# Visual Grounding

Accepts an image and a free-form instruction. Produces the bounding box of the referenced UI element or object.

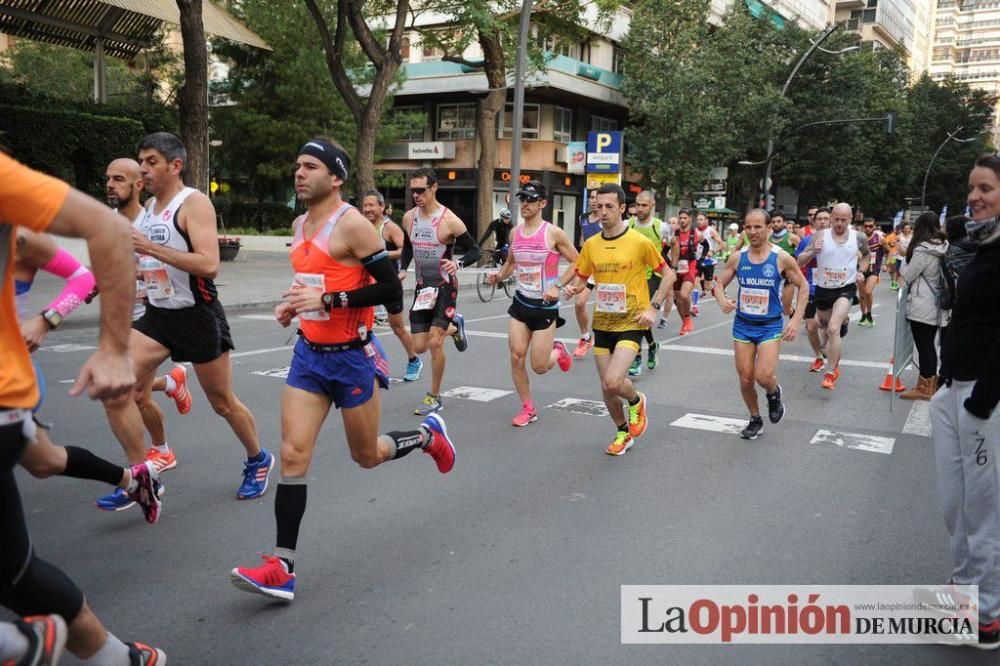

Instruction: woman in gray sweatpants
[930,153,1000,650]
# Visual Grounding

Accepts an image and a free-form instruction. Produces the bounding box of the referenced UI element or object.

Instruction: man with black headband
[399,167,481,416]
[231,138,457,603]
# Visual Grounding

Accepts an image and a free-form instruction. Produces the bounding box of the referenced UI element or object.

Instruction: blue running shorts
[732,315,784,345]
[286,335,389,409]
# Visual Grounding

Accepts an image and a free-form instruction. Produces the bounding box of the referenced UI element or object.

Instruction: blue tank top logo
[736,248,783,321]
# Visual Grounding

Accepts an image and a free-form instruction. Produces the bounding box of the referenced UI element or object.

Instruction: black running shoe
[740,416,764,440]
[766,385,785,424]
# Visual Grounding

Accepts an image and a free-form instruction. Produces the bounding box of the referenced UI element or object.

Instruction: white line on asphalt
[440,386,513,402]
[810,429,895,455]
[670,413,747,436]
[230,345,292,359]
[251,366,290,378]
[463,304,574,325]
[902,400,933,437]
[545,397,609,417]
[38,343,96,353]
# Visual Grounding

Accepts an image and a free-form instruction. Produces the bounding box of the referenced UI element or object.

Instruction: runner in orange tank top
[231,138,459,603]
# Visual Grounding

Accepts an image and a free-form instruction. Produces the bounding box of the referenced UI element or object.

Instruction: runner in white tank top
[796,202,871,391]
[486,181,578,426]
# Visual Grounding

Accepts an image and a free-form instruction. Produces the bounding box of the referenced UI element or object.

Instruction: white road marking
[810,429,895,455]
[463,304,574,325]
[251,367,290,379]
[902,401,933,437]
[670,413,748,435]
[240,314,289,321]
[230,345,292,359]
[38,343,96,353]
[545,398,609,417]
[440,386,513,402]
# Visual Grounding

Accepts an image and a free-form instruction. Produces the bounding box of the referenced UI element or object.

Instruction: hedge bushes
[216,199,301,232]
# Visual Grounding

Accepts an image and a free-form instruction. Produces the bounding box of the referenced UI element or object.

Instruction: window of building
[612,47,625,75]
[437,104,476,140]
[553,106,573,143]
[498,103,540,140]
[591,115,618,132]
[421,33,443,61]
[393,105,426,142]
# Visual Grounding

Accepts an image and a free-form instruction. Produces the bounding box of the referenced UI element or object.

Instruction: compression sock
[275,477,307,573]
[63,446,125,486]
[386,430,427,460]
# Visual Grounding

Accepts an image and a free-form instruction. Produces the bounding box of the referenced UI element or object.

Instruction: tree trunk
[355,108,379,196]
[475,29,507,241]
[176,0,209,192]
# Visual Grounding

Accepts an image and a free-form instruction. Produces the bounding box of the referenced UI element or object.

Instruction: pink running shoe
[554,341,572,372]
[512,405,538,427]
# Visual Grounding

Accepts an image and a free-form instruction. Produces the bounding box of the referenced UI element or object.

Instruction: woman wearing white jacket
[900,211,949,400]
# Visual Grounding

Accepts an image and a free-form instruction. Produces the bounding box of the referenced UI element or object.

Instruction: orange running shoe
[680,317,694,335]
[145,447,177,473]
[809,357,826,373]
[606,430,634,456]
[627,391,649,438]
[574,336,594,358]
[821,368,841,390]
[166,365,192,415]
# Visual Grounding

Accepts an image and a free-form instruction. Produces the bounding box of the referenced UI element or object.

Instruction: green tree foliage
[623,0,791,199]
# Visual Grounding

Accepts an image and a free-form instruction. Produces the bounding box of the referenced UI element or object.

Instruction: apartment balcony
[835,0,867,9]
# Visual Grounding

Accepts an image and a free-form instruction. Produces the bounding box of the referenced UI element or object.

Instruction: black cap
[516,181,547,201]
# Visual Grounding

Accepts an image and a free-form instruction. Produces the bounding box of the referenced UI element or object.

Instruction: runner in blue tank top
[713,209,809,440]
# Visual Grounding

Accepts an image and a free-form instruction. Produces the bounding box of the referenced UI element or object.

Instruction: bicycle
[476,246,514,303]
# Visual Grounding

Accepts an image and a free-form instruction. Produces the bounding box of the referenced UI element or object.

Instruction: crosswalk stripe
[810,429,895,455]
[902,401,933,437]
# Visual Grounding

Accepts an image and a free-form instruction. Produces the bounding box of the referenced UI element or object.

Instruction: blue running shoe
[421,413,456,473]
[238,449,273,500]
[451,313,468,352]
[96,487,135,512]
[404,356,423,382]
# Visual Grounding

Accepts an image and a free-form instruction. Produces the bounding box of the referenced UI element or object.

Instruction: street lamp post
[509,0,534,209]
[921,127,975,207]
[759,24,846,210]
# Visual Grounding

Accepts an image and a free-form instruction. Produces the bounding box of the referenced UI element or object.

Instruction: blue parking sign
[586,131,622,173]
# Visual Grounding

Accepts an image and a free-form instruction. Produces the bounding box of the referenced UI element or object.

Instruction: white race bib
[293,273,330,321]
[139,255,174,299]
[739,287,770,316]
[595,283,627,313]
[676,259,689,274]
[516,266,543,293]
[821,267,849,288]
[412,286,439,312]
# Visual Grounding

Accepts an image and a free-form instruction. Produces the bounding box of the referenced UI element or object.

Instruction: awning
[696,207,741,218]
[0,0,269,101]
[744,0,786,30]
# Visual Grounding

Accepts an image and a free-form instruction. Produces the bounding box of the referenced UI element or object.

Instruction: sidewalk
[25,251,491,330]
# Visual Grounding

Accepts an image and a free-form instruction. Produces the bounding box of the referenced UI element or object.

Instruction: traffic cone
[879,357,905,392]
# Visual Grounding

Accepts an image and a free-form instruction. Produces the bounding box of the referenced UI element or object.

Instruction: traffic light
[883,112,896,136]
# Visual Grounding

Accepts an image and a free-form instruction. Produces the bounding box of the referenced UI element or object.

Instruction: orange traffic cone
[879,357,905,392]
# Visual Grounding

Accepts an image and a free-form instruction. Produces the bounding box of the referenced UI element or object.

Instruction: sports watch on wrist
[322,292,334,312]
[42,308,63,329]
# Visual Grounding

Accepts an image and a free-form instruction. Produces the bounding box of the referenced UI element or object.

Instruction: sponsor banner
[567,141,587,174]
[408,141,447,159]
[586,172,621,190]
[621,585,979,644]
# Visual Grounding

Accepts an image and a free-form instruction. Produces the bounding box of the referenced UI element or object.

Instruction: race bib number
[821,267,849,287]
[739,287,770,316]
[676,259,689,274]
[595,283,627,314]
[412,286,439,312]
[139,255,174,299]
[293,273,329,321]
[516,266,543,293]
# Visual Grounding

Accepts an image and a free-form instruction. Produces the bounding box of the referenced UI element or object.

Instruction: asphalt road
[8,282,990,664]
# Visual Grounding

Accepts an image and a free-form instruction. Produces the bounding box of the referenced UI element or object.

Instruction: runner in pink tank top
[485,181,580,427]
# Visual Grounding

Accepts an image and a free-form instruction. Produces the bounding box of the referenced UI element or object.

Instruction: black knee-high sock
[62,446,124,486]
[275,479,307,572]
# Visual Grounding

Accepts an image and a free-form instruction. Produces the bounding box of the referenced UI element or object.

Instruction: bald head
[831,202,852,234]
[106,158,143,209]
[635,190,656,222]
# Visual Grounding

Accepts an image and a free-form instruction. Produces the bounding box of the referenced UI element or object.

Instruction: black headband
[299,139,350,181]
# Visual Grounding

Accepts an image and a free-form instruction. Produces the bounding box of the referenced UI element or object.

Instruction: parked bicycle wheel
[477,272,496,303]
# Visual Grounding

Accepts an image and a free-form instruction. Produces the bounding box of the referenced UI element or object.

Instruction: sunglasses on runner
[411,187,429,195]
[517,195,542,203]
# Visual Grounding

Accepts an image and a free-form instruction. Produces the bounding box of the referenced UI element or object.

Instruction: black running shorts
[133,300,235,364]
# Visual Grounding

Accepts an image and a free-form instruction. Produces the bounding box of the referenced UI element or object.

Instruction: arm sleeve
[332,252,402,308]
[455,231,481,266]
[0,154,70,232]
[43,248,97,317]
[399,231,413,271]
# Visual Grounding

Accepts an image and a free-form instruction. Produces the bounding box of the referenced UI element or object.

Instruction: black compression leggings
[908,319,940,379]
[0,418,84,620]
